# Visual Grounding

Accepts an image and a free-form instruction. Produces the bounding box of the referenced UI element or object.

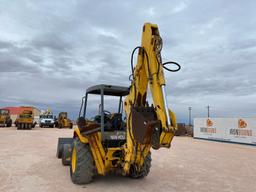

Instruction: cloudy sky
[0,0,255,122]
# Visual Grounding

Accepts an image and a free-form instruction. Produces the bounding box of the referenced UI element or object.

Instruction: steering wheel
[103,110,111,116]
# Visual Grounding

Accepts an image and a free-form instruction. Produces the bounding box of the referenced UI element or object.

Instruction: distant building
[2,106,41,124]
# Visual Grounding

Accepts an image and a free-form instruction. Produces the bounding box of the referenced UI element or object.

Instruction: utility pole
[206,105,210,118]
[188,107,192,126]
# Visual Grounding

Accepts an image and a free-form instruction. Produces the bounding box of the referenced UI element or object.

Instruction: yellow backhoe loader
[57,23,180,184]
[15,110,35,130]
[55,112,73,129]
[0,109,12,127]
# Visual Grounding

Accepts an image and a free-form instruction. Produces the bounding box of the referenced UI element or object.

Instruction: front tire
[70,138,95,184]
[62,144,71,166]
[129,152,151,179]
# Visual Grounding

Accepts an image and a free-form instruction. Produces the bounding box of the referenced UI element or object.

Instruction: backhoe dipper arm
[123,23,177,173]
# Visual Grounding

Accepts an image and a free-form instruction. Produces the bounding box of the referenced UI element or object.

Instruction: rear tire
[7,119,12,127]
[62,144,71,166]
[70,138,95,184]
[129,152,151,179]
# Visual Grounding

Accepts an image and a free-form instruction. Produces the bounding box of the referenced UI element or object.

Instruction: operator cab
[78,84,129,147]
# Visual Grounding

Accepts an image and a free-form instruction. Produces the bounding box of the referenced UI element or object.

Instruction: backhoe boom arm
[123,23,177,174]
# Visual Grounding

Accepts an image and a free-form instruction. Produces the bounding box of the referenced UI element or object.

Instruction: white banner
[194,118,256,145]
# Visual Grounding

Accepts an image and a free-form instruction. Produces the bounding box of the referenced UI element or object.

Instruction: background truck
[0,109,12,127]
[55,112,73,129]
[39,110,55,128]
[15,110,36,130]
[57,23,181,184]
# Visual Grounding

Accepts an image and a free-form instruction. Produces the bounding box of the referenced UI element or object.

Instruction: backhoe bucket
[131,106,160,144]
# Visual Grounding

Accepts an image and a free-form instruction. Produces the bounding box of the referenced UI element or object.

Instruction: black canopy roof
[86,84,130,96]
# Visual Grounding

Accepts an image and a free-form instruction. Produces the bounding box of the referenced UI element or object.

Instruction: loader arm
[123,23,178,173]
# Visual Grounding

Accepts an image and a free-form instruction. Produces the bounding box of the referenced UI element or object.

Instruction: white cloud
[172,1,187,14]
[0,0,255,122]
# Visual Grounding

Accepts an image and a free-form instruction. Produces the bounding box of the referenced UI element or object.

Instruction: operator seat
[109,113,123,131]
[93,113,124,131]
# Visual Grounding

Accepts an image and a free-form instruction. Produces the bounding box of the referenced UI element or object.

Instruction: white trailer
[194,118,256,145]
